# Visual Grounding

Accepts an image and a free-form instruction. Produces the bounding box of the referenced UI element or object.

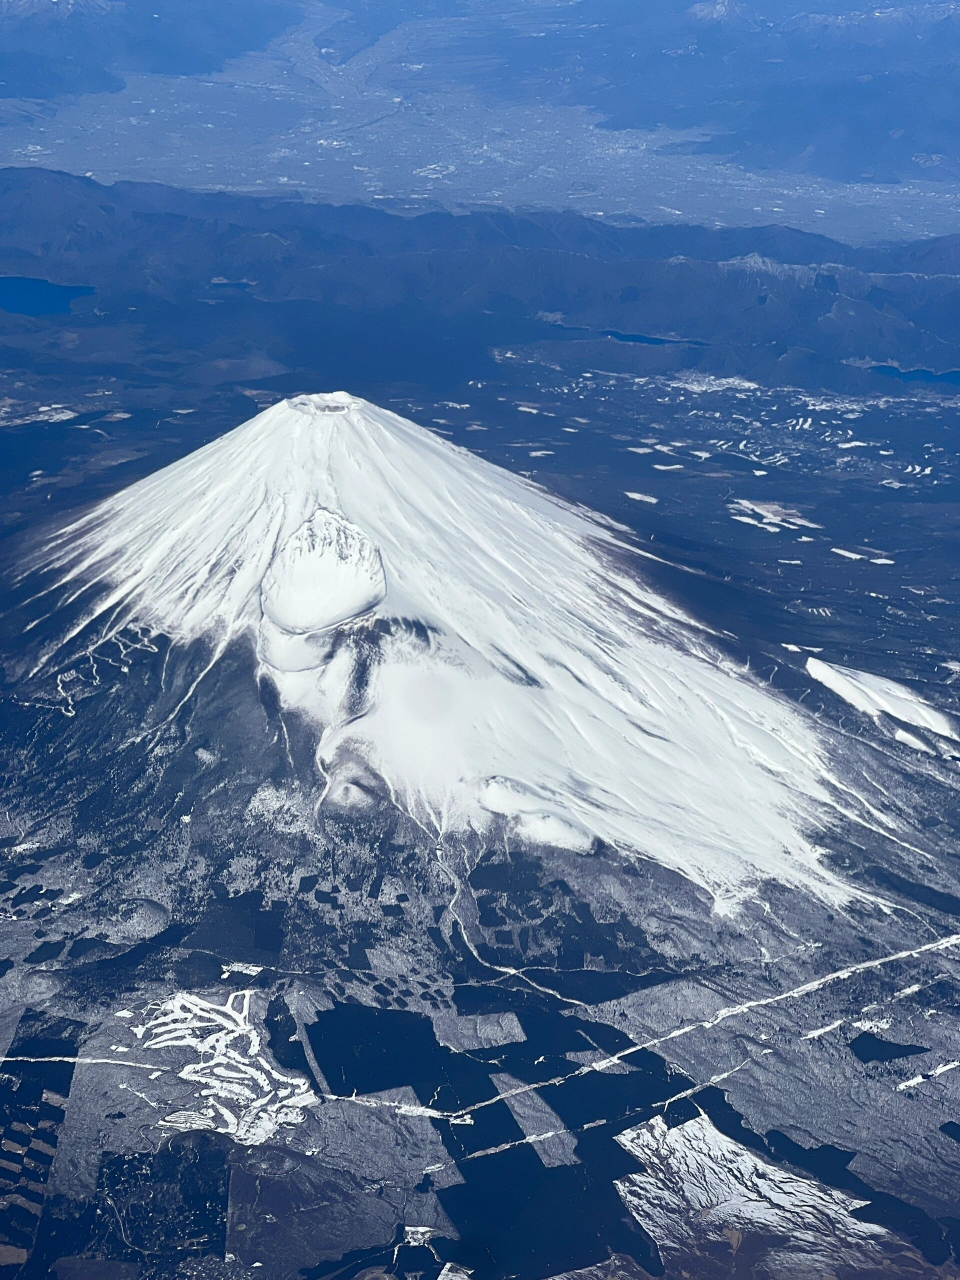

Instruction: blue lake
[0,275,95,316]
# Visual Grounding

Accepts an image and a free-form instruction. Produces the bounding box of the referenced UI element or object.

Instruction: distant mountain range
[5,166,960,394]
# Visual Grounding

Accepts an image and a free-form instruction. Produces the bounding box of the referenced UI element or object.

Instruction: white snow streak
[807,657,958,743]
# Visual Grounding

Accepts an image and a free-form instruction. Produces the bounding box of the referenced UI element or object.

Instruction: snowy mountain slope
[617,1114,901,1279]
[808,656,959,751]
[34,392,851,905]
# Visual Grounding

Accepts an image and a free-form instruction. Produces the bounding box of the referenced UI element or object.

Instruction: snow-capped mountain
[36,391,846,905]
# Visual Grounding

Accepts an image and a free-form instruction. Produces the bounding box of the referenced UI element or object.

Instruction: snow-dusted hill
[37,392,844,904]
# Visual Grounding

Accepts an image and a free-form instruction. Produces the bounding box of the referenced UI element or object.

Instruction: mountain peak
[287,391,360,415]
[38,393,844,906]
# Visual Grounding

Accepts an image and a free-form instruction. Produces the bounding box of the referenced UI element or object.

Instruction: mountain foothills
[0,0,299,97]
[5,168,960,398]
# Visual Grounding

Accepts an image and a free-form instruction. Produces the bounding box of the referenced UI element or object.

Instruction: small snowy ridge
[807,658,957,743]
[728,498,821,533]
[617,1115,893,1279]
[802,1019,844,1040]
[897,1060,960,1091]
[37,393,860,905]
[831,547,866,560]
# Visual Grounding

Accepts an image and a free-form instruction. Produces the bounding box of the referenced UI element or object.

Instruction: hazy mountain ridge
[7,169,960,394]
[0,0,297,98]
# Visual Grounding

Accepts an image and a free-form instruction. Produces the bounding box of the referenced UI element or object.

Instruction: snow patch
[807,657,957,742]
[728,498,821,533]
[617,1114,893,1279]
[131,991,317,1144]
